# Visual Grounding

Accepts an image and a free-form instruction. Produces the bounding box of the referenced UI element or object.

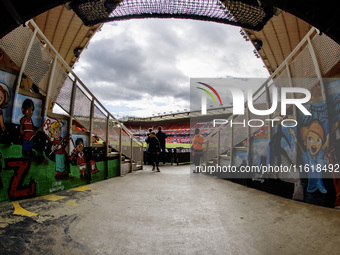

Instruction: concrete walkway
[0,164,340,255]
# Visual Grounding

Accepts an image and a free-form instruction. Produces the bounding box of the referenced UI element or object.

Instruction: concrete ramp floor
[0,164,340,255]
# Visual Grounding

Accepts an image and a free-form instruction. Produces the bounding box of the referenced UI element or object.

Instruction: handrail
[202,26,335,168]
[20,20,143,162]
[204,27,318,143]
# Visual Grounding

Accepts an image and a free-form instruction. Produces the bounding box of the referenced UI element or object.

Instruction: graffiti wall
[0,69,120,203]
[221,78,340,208]
[325,79,340,208]
[230,79,340,209]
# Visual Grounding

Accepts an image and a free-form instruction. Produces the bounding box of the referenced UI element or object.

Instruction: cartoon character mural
[0,82,9,189]
[43,117,70,177]
[0,82,10,132]
[11,95,43,157]
[0,70,16,137]
[325,79,340,208]
[291,120,329,194]
[70,135,99,176]
[20,99,36,157]
[49,119,69,177]
[269,125,294,166]
[291,93,338,207]
[70,138,87,177]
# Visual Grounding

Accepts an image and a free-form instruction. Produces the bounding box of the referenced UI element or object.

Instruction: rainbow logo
[196,82,223,106]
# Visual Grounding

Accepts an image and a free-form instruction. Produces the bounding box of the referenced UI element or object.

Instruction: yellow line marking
[71,185,96,192]
[70,185,89,191]
[12,201,37,217]
[40,194,68,201]
[65,199,79,207]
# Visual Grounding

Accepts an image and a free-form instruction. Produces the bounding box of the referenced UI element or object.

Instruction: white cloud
[74,18,269,117]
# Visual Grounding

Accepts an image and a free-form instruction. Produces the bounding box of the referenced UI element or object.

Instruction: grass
[110,141,191,149]
[142,142,191,149]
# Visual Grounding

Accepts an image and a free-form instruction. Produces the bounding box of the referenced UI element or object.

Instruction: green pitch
[142,142,191,149]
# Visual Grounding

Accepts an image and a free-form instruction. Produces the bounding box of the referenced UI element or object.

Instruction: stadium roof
[70,0,276,30]
[32,5,101,68]
[243,11,312,74]
[121,107,233,124]
[1,0,339,77]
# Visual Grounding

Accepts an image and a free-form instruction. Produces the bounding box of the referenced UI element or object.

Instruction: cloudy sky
[73,18,269,118]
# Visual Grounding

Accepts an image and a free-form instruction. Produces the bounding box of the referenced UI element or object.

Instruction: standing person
[146,131,161,172]
[148,128,153,136]
[145,128,153,164]
[156,126,167,164]
[192,128,204,172]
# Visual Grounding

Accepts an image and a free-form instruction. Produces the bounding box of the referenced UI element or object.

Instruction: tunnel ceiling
[0,0,339,73]
[244,11,312,74]
[32,5,101,68]
[69,0,276,30]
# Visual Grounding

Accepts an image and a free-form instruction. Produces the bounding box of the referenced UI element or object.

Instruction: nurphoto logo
[196,82,311,128]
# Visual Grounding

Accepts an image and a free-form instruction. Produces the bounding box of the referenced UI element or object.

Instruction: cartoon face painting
[24,105,34,118]
[76,140,84,152]
[52,125,61,140]
[305,131,323,157]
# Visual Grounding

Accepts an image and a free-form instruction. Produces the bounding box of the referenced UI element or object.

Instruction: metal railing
[0,20,143,174]
[202,27,340,167]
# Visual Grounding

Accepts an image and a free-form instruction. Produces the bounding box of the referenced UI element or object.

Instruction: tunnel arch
[1,0,339,46]
[0,0,339,208]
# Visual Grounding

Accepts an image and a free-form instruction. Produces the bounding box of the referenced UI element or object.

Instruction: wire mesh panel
[289,45,318,90]
[269,75,286,119]
[93,103,107,141]
[50,62,68,102]
[108,120,121,152]
[232,114,247,147]
[132,137,143,166]
[207,130,219,162]
[312,33,340,76]
[71,0,275,30]
[23,37,53,93]
[73,86,92,131]
[201,137,209,166]
[269,77,295,120]
[248,86,268,135]
[0,25,32,68]
[55,76,74,114]
[121,129,132,158]
[219,124,231,154]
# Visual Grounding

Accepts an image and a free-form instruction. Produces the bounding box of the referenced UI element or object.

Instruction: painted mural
[0,69,120,203]
[227,79,340,208]
[325,79,340,209]
[251,138,268,182]
[0,60,339,210]
[276,80,339,208]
